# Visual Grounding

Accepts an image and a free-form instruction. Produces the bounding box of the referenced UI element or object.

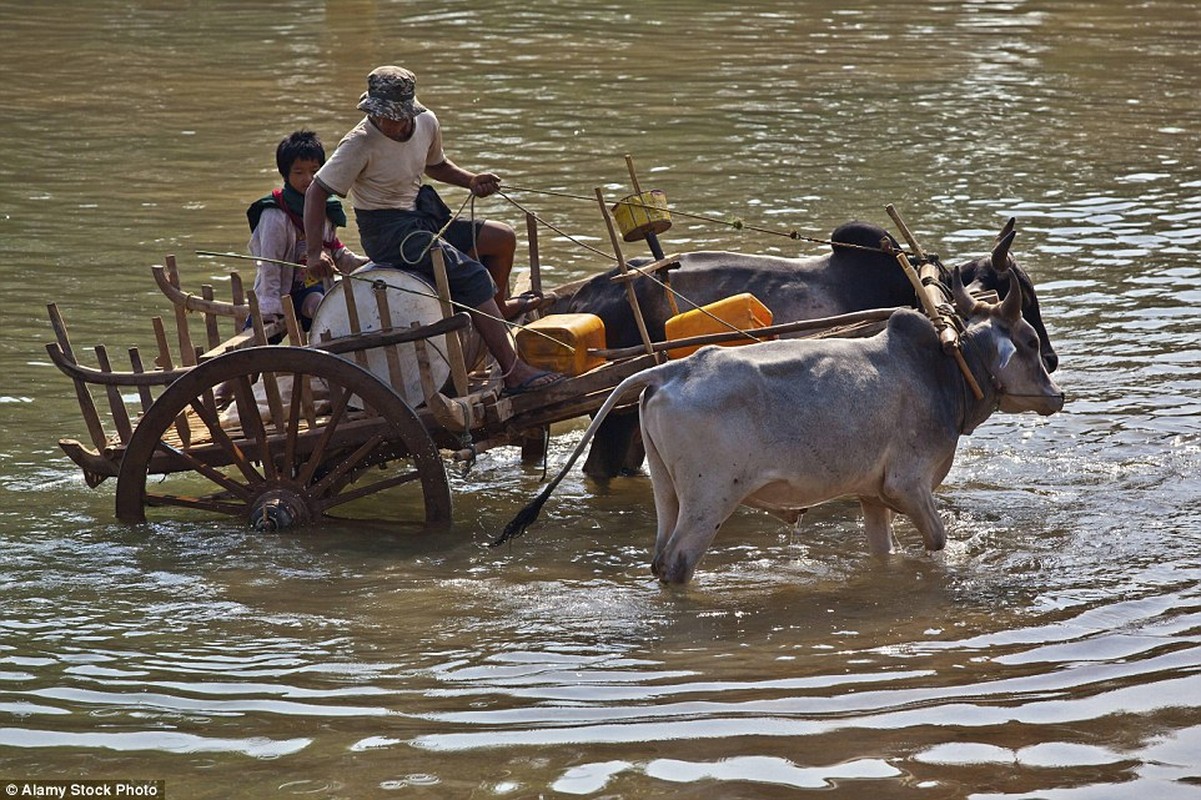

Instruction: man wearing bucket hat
[304,65,561,395]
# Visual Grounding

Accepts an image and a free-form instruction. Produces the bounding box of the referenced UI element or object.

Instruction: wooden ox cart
[45,186,942,533]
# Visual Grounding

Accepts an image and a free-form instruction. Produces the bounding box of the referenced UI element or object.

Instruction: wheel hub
[248,488,313,532]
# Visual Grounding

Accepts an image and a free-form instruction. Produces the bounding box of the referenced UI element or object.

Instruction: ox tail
[492,366,663,547]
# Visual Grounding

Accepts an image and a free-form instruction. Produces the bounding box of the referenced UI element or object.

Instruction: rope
[200,178,917,355]
[195,250,575,352]
[497,189,617,262]
[499,184,891,254]
[395,191,477,267]
[492,191,769,343]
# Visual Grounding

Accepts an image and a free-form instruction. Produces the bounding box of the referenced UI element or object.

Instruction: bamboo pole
[431,249,471,398]
[595,187,656,358]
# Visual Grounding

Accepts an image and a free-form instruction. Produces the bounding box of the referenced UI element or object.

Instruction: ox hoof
[651,552,694,584]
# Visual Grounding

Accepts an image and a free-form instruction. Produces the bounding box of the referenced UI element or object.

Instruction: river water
[2,1,1200,798]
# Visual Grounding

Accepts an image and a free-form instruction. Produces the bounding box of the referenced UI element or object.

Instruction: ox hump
[884,307,939,343]
[830,221,896,252]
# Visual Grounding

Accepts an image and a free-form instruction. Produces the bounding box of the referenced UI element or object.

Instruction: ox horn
[952,266,977,317]
[992,221,1016,273]
[993,217,1016,247]
[1000,270,1022,322]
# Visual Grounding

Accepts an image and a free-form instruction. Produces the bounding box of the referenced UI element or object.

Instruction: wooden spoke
[282,372,305,479]
[149,440,252,501]
[185,396,263,487]
[144,492,247,516]
[308,433,385,499]
[230,374,278,482]
[294,379,357,488]
[320,468,425,511]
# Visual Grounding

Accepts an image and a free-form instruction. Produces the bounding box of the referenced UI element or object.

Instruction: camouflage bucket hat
[357,66,428,120]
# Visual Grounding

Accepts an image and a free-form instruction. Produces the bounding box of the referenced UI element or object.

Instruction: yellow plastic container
[664,293,773,358]
[516,313,607,376]
[611,190,672,242]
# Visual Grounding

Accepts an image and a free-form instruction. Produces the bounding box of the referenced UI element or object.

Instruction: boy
[246,130,368,329]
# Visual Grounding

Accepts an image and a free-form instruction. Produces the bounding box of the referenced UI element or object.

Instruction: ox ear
[952,265,978,317]
[1000,269,1023,322]
[992,225,1016,273]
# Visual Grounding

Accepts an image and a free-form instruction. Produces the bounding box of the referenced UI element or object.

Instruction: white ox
[497,269,1064,584]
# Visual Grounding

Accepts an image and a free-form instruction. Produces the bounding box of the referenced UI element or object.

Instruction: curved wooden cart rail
[114,346,452,529]
[44,313,472,388]
[153,264,246,318]
[46,343,190,387]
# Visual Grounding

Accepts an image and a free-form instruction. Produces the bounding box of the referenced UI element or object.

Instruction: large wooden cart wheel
[115,347,451,529]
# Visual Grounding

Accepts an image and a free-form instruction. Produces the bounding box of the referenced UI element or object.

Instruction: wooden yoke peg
[884,205,984,400]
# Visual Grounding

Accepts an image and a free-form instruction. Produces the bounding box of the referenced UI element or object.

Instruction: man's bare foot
[501,290,544,320]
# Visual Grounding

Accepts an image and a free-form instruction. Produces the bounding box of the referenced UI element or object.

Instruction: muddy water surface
[1,1,1200,797]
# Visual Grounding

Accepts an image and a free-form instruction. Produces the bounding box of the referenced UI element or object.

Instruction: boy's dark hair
[276,130,326,178]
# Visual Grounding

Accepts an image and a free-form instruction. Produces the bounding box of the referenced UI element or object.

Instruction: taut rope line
[499,184,891,255]
[494,188,771,343]
[496,189,617,262]
[193,250,573,352]
[199,180,914,355]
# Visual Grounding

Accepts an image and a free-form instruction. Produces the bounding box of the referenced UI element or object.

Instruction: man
[304,65,560,395]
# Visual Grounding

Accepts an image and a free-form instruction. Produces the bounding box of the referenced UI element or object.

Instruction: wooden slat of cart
[201,284,222,350]
[373,282,407,393]
[151,315,191,448]
[230,271,249,331]
[93,345,133,444]
[127,348,155,414]
[46,303,107,452]
[430,249,471,398]
[165,256,196,369]
[245,289,287,436]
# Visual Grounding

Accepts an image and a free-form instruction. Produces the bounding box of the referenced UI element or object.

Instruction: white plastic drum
[308,266,451,409]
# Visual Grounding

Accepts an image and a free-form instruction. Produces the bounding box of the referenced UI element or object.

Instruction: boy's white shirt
[248,208,361,318]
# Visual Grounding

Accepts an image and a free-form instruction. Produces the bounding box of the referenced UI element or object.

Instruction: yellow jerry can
[664,293,773,358]
[515,313,607,376]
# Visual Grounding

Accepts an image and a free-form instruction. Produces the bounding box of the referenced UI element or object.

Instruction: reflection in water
[2,0,1201,797]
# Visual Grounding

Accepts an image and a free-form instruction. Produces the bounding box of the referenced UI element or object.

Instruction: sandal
[502,370,565,397]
